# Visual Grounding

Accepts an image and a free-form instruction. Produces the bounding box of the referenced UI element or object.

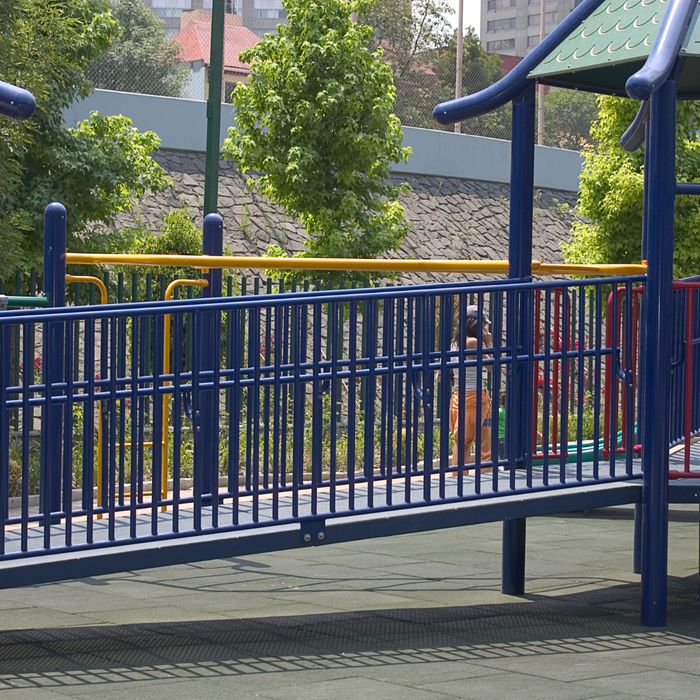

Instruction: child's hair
[453,317,481,341]
[465,317,479,338]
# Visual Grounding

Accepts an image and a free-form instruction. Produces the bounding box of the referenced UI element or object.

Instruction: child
[450,306,493,469]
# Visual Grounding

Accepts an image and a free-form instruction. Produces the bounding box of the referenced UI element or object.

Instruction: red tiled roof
[173,21,260,72]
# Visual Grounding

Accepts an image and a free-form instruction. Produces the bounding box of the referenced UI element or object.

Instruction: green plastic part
[5,295,50,308]
[529,0,700,96]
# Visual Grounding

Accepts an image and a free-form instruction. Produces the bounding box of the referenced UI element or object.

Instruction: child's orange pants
[449,390,492,464]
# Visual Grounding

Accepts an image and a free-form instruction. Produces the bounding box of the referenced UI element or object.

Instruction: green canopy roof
[529,0,700,96]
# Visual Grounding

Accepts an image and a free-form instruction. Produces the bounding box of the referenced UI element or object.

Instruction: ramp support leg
[502,518,526,594]
[633,503,642,574]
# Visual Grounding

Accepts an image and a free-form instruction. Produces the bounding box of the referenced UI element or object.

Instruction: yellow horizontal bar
[65,253,647,277]
[67,252,513,273]
[65,274,108,304]
[536,263,648,276]
[110,442,154,448]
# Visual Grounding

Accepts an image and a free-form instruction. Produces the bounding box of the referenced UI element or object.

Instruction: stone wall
[115,149,577,285]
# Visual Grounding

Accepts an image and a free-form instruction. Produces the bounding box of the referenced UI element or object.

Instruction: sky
[444,0,482,36]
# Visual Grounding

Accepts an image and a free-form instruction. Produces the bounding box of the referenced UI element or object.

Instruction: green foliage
[562,96,700,277]
[0,0,172,275]
[542,88,598,151]
[87,0,187,97]
[114,208,207,298]
[223,0,412,287]
[432,28,509,139]
[112,207,240,299]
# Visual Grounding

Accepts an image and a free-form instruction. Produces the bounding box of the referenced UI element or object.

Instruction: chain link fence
[86,1,600,151]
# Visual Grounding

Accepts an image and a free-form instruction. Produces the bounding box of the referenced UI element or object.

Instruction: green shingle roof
[530,0,700,96]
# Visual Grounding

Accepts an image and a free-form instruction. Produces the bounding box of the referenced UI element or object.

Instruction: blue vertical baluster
[475,293,484,492]
[422,296,435,503]
[291,297,303,517]
[624,281,635,476]
[21,323,31,551]
[457,293,466,495]
[592,284,603,480]
[610,284,619,477]
[250,303,261,524]
[272,302,282,519]
[384,296,396,506]
[229,307,241,526]
[0,325,10,554]
[348,299,357,510]
[173,312,184,532]
[192,310,202,532]
[559,289,570,484]
[491,292,503,492]
[280,284,289,490]
[84,317,96,543]
[311,301,322,515]
[129,315,139,538]
[329,299,339,512]
[108,316,118,540]
[438,294,451,500]
[395,297,405,479]
[263,289,272,490]
[577,284,586,480]
[151,313,164,534]
[364,298,377,508]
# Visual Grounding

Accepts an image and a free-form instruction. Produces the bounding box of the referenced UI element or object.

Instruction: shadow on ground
[0,575,697,690]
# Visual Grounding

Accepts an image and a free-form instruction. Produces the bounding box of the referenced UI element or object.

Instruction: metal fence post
[502,84,535,595]
[640,79,676,627]
[197,213,223,498]
[41,203,66,521]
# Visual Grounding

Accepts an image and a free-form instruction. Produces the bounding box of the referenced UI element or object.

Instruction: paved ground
[0,505,696,699]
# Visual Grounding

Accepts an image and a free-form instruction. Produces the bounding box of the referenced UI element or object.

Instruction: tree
[0,0,172,275]
[542,88,598,151]
[562,96,700,277]
[362,0,456,130]
[431,28,509,139]
[224,0,412,286]
[87,0,187,97]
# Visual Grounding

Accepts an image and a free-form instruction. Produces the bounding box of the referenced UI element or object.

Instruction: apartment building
[141,0,287,39]
[480,0,584,57]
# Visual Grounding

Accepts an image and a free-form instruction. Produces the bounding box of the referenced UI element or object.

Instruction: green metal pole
[204,0,225,216]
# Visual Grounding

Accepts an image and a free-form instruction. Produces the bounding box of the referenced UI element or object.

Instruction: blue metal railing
[0,274,643,561]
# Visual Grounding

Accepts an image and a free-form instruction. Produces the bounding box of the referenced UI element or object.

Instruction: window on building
[487,38,515,52]
[528,14,539,25]
[545,11,557,22]
[253,0,286,19]
[487,17,515,32]
[527,35,540,47]
[487,0,516,10]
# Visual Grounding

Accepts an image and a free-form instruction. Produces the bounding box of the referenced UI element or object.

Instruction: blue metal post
[196,213,223,498]
[640,80,676,627]
[502,83,535,596]
[41,203,66,520]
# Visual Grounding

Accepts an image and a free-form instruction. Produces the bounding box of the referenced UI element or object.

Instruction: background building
[141,0,286,39]
[480,0,584,57]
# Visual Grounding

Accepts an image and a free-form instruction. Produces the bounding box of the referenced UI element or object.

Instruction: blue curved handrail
[626,0,697,100]
[0,80,36,121]
[620,100,650,152]
[432,0,606,125]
